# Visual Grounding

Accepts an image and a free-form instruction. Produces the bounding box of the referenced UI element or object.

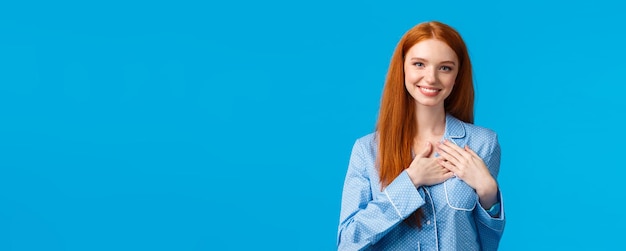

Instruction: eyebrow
[409,57,457,66]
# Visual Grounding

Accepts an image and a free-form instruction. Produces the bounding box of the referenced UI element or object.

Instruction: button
[426,220,431,225]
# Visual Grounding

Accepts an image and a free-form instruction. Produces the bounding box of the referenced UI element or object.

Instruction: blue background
[1,0,625,250]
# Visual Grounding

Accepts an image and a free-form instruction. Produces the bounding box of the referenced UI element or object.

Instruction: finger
[464,146,487,167]
[436,146,459,165]
[464,146,490,172]
[437,168,455,182]
[440,140,463,156]
[443,170,455,180]
[437,141,461,163]
[438,158,459,174]
[419,142,433,158]
[464,145,480,159]
[443,140,473,160]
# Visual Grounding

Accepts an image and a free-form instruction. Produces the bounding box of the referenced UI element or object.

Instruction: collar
[444,113,466,139]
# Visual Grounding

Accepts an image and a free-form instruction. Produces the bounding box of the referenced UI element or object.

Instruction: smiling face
[404,39,460,108]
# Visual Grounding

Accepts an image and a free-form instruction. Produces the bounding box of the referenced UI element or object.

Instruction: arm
[337,139,425,250]
[473,136,505,251]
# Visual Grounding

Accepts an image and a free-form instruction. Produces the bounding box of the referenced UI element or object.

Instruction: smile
[418,86,441,97]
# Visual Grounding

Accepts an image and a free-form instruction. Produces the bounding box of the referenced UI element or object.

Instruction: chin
[413,98,444,107]
[418,102,441,107]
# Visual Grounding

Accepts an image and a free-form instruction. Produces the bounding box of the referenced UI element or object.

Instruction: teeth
[420,87,439,93]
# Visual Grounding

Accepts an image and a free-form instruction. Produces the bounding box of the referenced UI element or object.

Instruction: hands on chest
[406,140,498,209]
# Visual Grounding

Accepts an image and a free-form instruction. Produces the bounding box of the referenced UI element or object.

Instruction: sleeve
[337,138,426,250]
[473,134,505,251]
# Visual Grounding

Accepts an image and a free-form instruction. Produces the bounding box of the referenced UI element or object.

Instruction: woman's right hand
[406,142,454,188]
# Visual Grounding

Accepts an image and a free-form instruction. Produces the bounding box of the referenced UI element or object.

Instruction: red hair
[376,21,474,228]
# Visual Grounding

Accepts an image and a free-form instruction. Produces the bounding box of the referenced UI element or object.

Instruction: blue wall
[1,0,624,250]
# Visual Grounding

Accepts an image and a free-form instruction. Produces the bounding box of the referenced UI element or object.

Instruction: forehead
[405,39,458,62]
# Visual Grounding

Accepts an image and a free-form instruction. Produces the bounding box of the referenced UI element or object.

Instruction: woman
[337,21,505,250]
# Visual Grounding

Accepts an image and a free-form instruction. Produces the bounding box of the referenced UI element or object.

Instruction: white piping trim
[384,189,402,218]
[444,180,476,211]
[478,217,505,232]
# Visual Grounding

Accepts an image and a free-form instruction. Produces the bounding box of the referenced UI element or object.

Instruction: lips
[418,85,441,97]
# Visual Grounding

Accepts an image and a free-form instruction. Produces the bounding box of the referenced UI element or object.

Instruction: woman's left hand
[436,140,498,209]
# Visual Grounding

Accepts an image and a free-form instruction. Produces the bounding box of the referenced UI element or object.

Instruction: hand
[406,142,455,188]
[436,140,498,208]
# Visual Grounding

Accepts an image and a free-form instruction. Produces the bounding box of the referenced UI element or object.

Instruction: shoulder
[355,132,377,145]
[354,132,378,154]
[447,114,499,155]
[351,132,378,160]
[463,122,498,142]
[447,114,497,142]
[460,121,501,160]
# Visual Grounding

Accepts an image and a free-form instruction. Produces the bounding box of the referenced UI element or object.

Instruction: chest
[412,138,443,158]
[369,168,477,212]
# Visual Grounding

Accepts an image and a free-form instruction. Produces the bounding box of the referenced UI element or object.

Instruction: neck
[414,105,446,137]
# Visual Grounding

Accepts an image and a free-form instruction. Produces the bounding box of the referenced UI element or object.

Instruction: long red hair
[376,21,474,228]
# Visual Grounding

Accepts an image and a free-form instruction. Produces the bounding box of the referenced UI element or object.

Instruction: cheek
[443,74,457,88]
[404,71,421,83]
[443,79,455,88]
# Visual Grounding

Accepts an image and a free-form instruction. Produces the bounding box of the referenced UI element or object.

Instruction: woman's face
[404,39,459,108]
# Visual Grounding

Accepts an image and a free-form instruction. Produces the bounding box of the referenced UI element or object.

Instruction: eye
[440,66,453,71]
[413,62,425,67]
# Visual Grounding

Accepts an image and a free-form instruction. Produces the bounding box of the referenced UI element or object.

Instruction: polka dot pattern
[338,114,505,250]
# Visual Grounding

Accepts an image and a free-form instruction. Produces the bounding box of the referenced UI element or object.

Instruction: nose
[423,66,437,84]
